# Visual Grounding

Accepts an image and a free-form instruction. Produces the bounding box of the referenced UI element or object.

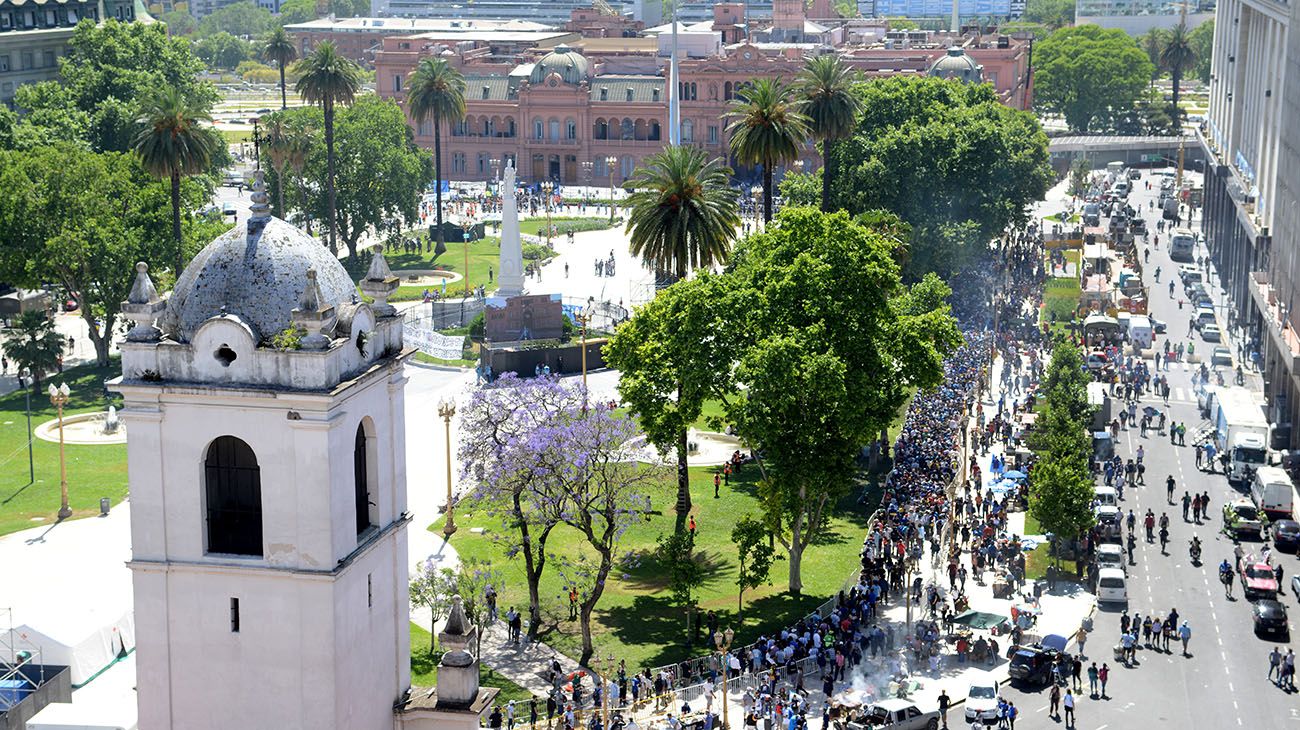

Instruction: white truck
[1212,387,1270,485]
[1251,465,1296,521]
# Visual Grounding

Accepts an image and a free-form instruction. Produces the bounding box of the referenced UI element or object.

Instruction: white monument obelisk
[496,161,525,297]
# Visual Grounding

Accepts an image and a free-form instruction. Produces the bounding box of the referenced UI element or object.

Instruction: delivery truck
[1212,387,1270,485]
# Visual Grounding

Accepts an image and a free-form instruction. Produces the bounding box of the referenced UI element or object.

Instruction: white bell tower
[115,180,412,730]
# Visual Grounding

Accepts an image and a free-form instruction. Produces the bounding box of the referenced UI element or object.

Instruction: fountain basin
[34,411,127,445]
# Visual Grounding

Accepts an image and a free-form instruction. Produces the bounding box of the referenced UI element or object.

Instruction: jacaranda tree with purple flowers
[458,373,581,640]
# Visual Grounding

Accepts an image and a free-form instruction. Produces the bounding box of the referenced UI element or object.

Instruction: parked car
[1130,217,1148,235]
[1272,519,1300,552]
[1212,347,1234,367]
[1086,351,1111,371]
[1179,266,1203,285]
[1150,316,1167,334]
[1252,599,1289,637]
[1239,560,1280,600]
[1291,575,1300,602]
[1201,324,1222,342]
[221,202,237,216]
[964,680,1000,725]
[1224,499,1267,539]
[857,699,940,730]
[1097,568,1128,605]
[1008,645,1061,687]
[1129,168,1142,180]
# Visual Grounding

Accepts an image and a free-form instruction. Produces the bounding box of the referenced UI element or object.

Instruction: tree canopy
[197,1,275,37]
[826,76,1052,281]
[1033,24,1155,133]
[263,96,434,259]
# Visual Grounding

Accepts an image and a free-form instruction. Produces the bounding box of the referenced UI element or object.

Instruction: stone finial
[358,245,400,317]
[291,268,336,350]
[435,595,480,708]
[249,169,271,221]
[121,262,167,343]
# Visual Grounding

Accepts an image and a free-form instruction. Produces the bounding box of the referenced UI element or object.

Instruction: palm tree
[262,116,291,217]
[405,56,466,258]
[725,77,810,223]
[624,144,741,280]
[797,55,861,213]
[1160,23,1196,123]
[286,124,315,232]
[623,144,740,522]
[133,86,219,277]
[294,42,361,256]
[262,26,298,111]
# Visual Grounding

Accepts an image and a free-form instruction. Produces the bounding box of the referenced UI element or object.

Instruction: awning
[950,610,1009,630]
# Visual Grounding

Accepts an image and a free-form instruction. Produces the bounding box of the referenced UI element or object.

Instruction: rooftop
[286,16,553,32]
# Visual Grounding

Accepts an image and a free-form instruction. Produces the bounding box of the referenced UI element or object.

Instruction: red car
[1239,560,1280,600]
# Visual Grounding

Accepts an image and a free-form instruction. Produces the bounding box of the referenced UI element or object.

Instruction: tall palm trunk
[1171,68,1182,122]
[324,99,338,255]
[279,62,287,110]
[762,162,774,222]
[434,115,445,253]
[170,171,183,276]
[821,142,833,213]
[275,170,285,219]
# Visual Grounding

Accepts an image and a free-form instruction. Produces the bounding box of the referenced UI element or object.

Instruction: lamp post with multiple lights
[48,382,71,519]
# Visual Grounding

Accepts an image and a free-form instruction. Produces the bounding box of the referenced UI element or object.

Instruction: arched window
[534,119,544,140]
[354,422,376,537]
[724,81,732,100]
[595,118,608,140]
[205,436,263,556]
[620,118,634,140]
[566,118,577,140]
[549,118,561,142]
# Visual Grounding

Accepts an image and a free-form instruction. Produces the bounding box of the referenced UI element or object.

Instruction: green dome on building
[928,47,983,84]
[530,45,591,86]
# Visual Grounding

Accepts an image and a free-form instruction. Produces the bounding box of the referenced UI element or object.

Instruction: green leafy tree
[1034,24,1155,133]
[277,0,320,23]
[160,9,198,35]
[1022,0,1075,29]
[1068,157,1091,197]
[409,559,455,654]
[197,1,275,37]
[725,77,810,222]
[798,55,861,212]
[827,76,1052,281]
[261,26,299,110]
[777,168,821,207]
[405,57,466,257]
[1190,20,1214,85]
[1159,23,1196,121]
[655,530,707,646]
[0,146,184,365]
[294,41,362,255]
[451,557,505,658]
[134,86,221,277]
[606,274,744,528]
[287,96,433,259]
[262,116,292,216]
[731,514,776,618]
[728,208,962,592]
[1028,337,1095,569]
[624,145,740,280]
[12,20,218,153]
[1140,28,1169,79]
[193,31,254,70]
[2,312,64,390]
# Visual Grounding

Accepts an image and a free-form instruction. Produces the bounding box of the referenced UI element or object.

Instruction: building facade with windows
[1200,0,1300,446]
[0,0,144,103]
[374,15,1032,187]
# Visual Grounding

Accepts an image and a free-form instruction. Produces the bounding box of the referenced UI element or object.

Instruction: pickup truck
[845,700,940,730]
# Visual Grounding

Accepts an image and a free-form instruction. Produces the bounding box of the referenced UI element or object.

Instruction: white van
[1096,568,1128,604]
[1128,315,1153,349]
[1252,466,1295,521]
[1095,543,1126,575]
[1093,486,1118,507]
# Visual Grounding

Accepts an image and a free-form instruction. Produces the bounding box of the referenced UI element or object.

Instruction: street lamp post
[461,213,477,301]
[582,161,594,210]
[713,627,734,729]
[20,369,32,485]
[541,181,555,248]
[48,382,71,520]
[438,399,457,538]
[605,156,618,225]
[751,187,763,231]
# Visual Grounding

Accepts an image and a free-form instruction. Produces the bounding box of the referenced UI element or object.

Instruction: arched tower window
[205,436,263,556]
[354,421,377,537]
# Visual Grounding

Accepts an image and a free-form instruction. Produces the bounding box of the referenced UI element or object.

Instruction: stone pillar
[496,161,525,298]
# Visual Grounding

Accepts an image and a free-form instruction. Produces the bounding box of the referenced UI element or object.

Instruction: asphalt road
[998,168,1300,730]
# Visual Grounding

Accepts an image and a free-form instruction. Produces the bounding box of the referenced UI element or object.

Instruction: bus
[1170,228,1196,262]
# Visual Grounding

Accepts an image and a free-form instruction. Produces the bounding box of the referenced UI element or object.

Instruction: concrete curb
[407,358,472,372]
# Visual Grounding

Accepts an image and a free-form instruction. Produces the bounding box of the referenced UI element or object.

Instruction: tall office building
[1200,0,1300,445]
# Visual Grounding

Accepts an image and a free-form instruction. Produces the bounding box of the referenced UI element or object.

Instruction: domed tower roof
[158,184,357,344]
[529,44,591,86]
[928,47,983,84]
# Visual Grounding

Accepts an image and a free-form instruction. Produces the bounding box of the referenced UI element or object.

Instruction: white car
[964,679,1000,725]
[1097,568,1128,604]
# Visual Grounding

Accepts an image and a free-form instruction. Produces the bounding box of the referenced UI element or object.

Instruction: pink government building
[356,0,1033,185]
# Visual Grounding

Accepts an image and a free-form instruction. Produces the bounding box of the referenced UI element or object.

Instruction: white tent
[3,613,134,687]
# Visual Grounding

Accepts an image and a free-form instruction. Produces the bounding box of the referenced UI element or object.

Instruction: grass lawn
[1025,543,1081,582]
[519,217,614,238]
[410,623,534,703]
[1041,277,1081,327]
[219,129,252,144]
[432,464,872,671]
[369,237,504,302]
[414,351,478,368]
[0,360,128,537]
